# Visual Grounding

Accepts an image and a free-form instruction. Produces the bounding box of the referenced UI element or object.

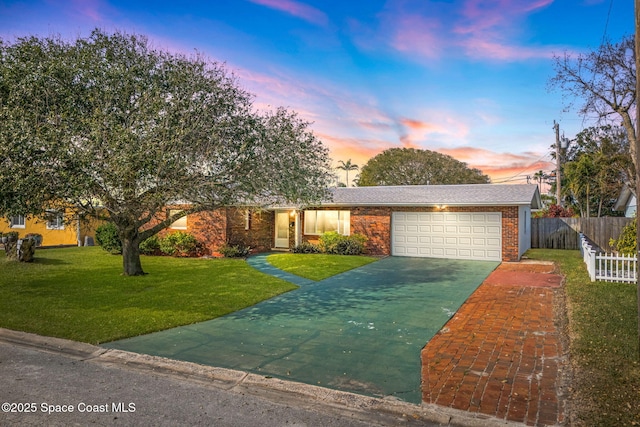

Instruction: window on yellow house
[304,210,350,235]
[10,215,25,229]
[169,210,187,230]
[46,211,65,230]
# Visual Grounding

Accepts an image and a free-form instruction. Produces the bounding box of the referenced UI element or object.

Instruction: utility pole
[634,0,640,358]
[554,121,562,207]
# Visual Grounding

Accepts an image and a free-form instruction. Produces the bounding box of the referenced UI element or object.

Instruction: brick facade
[155,204,522,261]
[224,208,275,253]
[154,207,274,255]
[186,209,227,254]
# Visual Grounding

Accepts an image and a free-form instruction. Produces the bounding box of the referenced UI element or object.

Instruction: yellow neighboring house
[0,209,101,247]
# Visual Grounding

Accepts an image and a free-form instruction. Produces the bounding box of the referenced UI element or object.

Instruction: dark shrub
[95,223,122,254]
[319,232,367,255]
[335,238,365,255]
[218,243,251,258]
[318,231,342,254]
[292,242,321,253]
[139,234,161,255]
[159,232,199,257]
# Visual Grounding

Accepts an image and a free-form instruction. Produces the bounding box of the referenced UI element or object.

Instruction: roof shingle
[323,184,541,208]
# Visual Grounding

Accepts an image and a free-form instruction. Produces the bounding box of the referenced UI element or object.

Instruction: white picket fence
[580,233,637,283]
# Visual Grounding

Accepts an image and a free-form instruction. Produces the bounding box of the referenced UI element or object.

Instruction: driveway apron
[104,256,499,404]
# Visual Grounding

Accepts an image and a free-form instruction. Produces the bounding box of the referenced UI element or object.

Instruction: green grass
[265,253,378,281]
[526,249,640,426]
[0,247,296,344]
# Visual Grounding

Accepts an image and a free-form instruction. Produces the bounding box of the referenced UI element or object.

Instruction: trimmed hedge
[95,223,122,254]
[96,225,200,257]
[139,235,161,255]
[159,231,199,257]
[218,243,251,258]
[292,242,321,254]
[318,232,367,255]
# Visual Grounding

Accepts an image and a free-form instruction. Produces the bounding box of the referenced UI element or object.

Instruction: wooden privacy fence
[531,217,633,251]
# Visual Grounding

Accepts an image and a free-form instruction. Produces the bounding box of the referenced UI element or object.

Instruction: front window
[304,210,350,235]
[46,211,65,230]
[10,215,25,229]
[169,210,187,230]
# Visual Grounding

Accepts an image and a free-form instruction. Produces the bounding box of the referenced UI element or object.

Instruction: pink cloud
[456,0,553,35]
[399,118,445,147]
[357,120,395,132]
[401,118,441,132]
[460,38,556,60]
[390,15,443,59]
[363,0,561,62]
[397,113,470,149]
[248,0,328,26]
[437,146,554,183]
[64,0,107,22]
[454,0,556,60]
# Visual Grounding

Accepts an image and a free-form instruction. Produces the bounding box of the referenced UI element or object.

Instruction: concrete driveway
[104,255,499,404]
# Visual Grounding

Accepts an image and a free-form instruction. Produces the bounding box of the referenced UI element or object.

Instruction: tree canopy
[560,126,631,217]
[0,29,332,275]
[549,35,637,189]
[356,148,490,186]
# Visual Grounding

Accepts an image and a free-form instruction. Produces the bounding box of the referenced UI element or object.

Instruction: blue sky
[0,0,633,185]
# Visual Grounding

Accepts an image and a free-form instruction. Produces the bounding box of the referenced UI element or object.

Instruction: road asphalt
[0,329,522,427]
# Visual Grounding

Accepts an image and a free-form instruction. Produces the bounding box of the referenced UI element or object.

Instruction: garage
[391,211,502,261]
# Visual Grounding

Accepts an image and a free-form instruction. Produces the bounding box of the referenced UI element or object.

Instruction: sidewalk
[421,261,567,426]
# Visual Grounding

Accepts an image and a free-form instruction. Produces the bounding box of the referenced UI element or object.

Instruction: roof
[318,184,542,209]
[613,185,635,211]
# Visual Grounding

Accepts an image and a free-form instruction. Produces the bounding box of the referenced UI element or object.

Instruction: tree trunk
[621,111,638,191]
[597,199,603,218]
[585,189,590,218]
[121,236,145,276]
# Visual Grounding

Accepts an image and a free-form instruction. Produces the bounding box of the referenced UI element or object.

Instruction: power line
[601,0,614,45]
[491,152,554,184]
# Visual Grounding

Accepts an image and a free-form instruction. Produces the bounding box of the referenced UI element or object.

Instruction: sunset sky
[0,1,633,190]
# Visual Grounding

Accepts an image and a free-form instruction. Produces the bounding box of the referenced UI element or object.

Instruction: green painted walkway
[105,255,498,403]
[246,253,315,286]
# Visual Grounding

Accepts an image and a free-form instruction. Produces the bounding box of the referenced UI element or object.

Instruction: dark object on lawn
[5,236,36,262]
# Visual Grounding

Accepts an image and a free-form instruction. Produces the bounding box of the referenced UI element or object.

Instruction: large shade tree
[356,148,489,186]
[0,30,332,275]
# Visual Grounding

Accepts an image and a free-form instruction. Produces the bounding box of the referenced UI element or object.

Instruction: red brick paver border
[421,261,566,426]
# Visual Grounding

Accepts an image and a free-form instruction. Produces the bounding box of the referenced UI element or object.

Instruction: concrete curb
[0,328,523,427]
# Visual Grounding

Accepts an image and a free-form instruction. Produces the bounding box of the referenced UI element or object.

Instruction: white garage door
[392,212,502,261]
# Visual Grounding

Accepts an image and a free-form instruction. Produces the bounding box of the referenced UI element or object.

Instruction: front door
[274,211,290,248]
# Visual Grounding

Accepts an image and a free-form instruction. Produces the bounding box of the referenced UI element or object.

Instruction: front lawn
[0,247,296,344]
[526,249,640,425]
[266,253,377,281]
